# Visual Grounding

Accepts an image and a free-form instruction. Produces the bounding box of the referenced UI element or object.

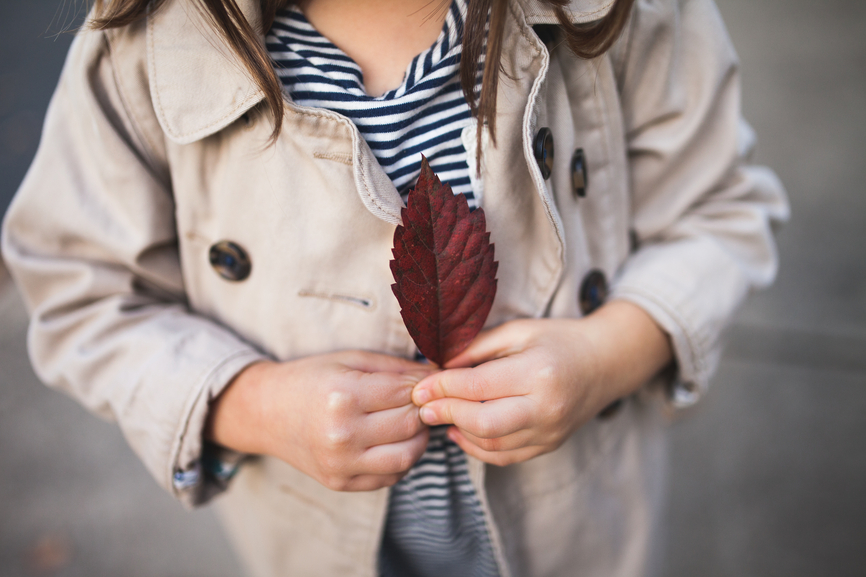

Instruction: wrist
[205,360,275,456]
[582,300,674,402]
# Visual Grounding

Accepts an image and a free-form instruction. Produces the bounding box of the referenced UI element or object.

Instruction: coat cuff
[610,237,751,408]
[168,347,266,507]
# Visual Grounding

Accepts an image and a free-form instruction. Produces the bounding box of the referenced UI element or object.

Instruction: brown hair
[91,0,633,146]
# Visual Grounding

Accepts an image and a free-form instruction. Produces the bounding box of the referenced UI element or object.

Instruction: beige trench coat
[2,0,788,574]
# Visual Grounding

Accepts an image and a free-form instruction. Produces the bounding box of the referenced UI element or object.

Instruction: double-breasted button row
[209,240,251,282]
[532,128,588,199]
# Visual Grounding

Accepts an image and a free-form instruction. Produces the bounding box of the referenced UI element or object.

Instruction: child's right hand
[205,352,434,491]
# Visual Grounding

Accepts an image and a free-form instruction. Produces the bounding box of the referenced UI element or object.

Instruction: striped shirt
[266,3,499,576]
[267,0,481,208]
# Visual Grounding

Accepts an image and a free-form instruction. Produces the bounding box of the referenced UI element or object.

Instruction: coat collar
[147,0,614,144]
[521,0,614,25]
[147,0,264,144]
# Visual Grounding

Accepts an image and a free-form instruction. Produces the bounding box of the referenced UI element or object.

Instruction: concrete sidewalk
[0,263,244,577]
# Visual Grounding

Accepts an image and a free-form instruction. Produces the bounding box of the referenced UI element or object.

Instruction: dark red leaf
[390,157,498,366]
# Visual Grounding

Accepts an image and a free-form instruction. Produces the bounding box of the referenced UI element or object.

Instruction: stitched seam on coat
[297,289,375,310]
[512,0,566,304]
[105,32,158,167]
[168,346,228,496]
[613,285,705,387]
[592,56,622,263]
[169,348,263,498]
[104,30,170,188]
[183,93,263,140]
[147,12,173,140]
[286,104,397,220]
[355,131,397,218]
[286,98,401,221]
[313,151,353,165]
[525,0,614,23]
[355,134,397,219]
[147,9,263,142]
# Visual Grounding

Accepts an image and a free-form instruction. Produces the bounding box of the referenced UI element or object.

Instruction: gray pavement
[0,275,243,577]
[2,0,865,576]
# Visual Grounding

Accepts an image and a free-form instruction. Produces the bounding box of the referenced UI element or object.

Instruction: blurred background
[1,0,864,575]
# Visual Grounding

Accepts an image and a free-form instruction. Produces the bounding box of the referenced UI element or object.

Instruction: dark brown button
[597,398,624,420]
[579,269,607,315]
[209,240,251,282]
[533,127,554,180]
[570,148,587,198]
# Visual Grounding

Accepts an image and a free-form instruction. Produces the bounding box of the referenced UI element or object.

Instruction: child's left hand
[411,301,673,466]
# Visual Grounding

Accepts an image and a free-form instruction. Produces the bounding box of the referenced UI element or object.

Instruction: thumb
[445,321,528,369]
[412,352,528,406]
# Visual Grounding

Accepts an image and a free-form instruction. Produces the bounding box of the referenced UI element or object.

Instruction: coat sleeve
[608,0,790,406]
[0,27,267,505]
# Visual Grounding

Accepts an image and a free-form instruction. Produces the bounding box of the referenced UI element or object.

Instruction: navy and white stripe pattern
[266,0,480,208]
[267,3,500,576]
[379,427,500,577]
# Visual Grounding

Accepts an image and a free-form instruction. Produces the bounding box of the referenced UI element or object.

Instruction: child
[1,0,789,575]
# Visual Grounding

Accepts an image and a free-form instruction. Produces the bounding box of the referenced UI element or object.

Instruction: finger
[336,350,436,375]
[445,321,532,368]
[358,404,426,446]
[457,427,536,452]
[340,473,406,492]
[357,428,429,476]
[418,396,532,439]
[352,370,430,412]
[447,427,543,467]
[412,355,534,405]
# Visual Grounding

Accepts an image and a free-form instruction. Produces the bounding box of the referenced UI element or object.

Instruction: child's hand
[411,301,672,466]
[206,352,435,491]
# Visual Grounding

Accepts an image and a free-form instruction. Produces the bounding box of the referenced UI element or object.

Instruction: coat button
[578,269,607,315]
[570,148,587,198]
[533,127,554,180]
[209,240,251,282]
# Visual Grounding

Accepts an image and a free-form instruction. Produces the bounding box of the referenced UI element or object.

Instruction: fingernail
[414,388,431,406]
[419,407,435,424]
